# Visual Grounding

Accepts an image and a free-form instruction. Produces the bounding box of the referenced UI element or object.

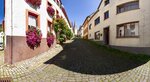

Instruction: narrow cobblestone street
[0,51,4,65]
[0,39,150,82]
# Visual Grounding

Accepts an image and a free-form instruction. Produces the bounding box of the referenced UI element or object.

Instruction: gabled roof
[88,9,99,22]
[82,0,103,26]
[87,0,103,22]
[82,16,90,26]
[82,12,96,26]
[97,0,103,9]
[61,6,71,27]
[78,25,83,31]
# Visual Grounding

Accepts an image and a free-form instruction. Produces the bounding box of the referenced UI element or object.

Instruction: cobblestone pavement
[0,40,150,82]
[0,51,4,65]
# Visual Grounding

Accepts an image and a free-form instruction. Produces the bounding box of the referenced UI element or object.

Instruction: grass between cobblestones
[85,39,150,63]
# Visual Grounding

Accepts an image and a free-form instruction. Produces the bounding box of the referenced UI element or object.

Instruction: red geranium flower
[47,6,55,16]
[47,32,55,47]
[26,27,42,49]
[26,0,41,7]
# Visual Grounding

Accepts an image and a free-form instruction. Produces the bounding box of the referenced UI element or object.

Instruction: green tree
[53,18,73,44]
[0,24,3,32]
[66,28,73,40]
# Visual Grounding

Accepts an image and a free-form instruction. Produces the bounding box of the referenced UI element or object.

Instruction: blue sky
[0,0,100,27]
[61,0,101,28]
[0,0,4,24]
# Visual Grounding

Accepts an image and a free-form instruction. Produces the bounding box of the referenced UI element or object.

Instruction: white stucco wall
[5,0,70,38]
[88,11,101,40]
[74,28,78,36]
[78,26,83,37]
[88,0,150,47]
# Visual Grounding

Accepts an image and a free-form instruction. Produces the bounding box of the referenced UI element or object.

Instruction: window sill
[116,8,140,15]
[95,24,100,26]
[104,2,110,6]
[104,4,109,7]
[104,18,109,21]
[116,36,139,38]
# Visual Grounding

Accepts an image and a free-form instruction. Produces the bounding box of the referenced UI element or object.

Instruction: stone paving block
[0,42,149,82]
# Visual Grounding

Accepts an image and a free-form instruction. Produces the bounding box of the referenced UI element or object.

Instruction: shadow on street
[44,39,149,75]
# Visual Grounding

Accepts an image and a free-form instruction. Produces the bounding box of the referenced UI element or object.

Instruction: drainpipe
[10,0,13,64]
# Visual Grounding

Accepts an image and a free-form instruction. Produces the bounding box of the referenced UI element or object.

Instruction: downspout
[10,0,13,64]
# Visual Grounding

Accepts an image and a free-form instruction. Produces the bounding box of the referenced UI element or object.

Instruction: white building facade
[77,26,83,38]
[4,0,71,64]
[87,0,150,54]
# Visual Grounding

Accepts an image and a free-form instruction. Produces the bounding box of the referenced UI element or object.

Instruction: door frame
[103,26,110,45]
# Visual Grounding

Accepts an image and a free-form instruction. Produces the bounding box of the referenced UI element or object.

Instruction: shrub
[26,27,42,49]
[53,18,73,44]
[66,28,73,40]
[58,34,66,44]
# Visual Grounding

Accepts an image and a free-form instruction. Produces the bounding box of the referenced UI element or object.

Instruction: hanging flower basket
[56,15,60,18]
[56,0,59,3]
[47,32,55,47]
[26,27,42,49]
[25,0,41,7]
[56,0,60,6]
[47,6,55,16]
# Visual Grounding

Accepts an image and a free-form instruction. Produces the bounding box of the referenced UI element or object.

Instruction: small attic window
[105,0,110,6]
[48,2,52,7]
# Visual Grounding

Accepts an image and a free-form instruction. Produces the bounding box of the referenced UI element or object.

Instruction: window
[47,1,52,6]
[89,24,92,30]
[95,31,100,40]
[117,1,139,14]
[117,22,139,38]
[28,15,37,27]
[104,11,109,20]
[56,10,60,18]
[47,1,55,17]
[26,10,40,30]
[95,17,100,26]
[105,0,110,6]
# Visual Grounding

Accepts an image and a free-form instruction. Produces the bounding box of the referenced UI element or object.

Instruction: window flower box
[25,0,41,7]
[26,27,42,49]
[47,32,55,47]
[56,15,60,18]
[47,6,55,17]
